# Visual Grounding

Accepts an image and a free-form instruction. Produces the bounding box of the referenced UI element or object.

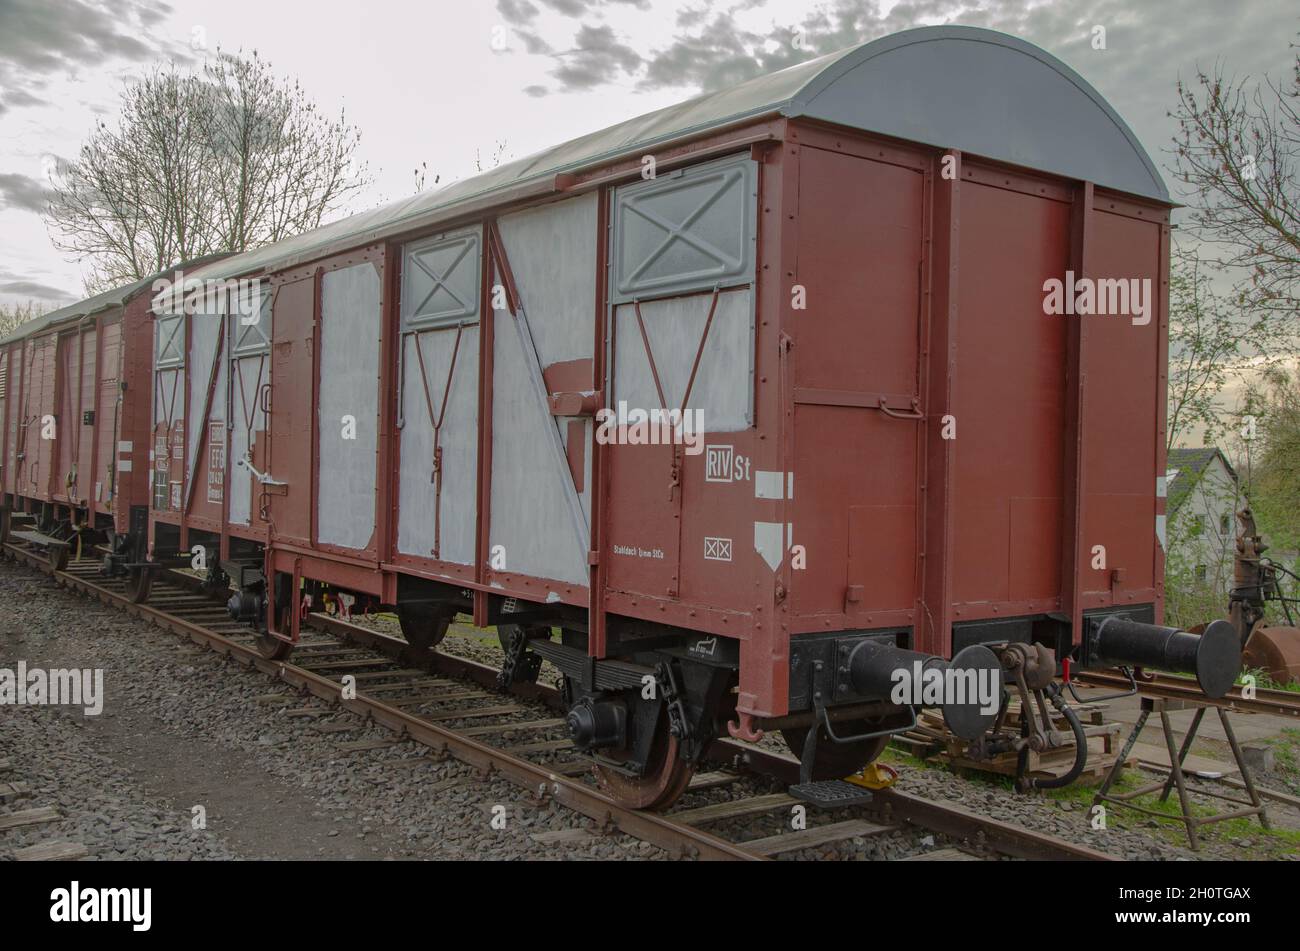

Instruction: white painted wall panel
[317,263,381,551]
[397,324,479,563]
[228,353,267,527]
[612,287,752,433]
[489,194,597,586]
[185,312,227,495]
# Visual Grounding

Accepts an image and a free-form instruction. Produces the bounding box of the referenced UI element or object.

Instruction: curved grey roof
[0,254,230,347]
[0,275,154,347]
[168,26,1164,294]
[6,25,1161,326]
[791,27,1167,202]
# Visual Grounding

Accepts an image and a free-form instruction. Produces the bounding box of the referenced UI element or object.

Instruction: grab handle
[878,397,923,420]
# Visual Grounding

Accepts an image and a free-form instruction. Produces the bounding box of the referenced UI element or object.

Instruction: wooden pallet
[893,701,1132,786]
[15,840,88,862]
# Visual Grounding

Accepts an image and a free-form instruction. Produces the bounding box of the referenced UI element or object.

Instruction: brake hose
[1027,683,1088,790]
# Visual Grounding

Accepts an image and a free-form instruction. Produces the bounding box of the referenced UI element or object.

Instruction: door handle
[877,397,923,420]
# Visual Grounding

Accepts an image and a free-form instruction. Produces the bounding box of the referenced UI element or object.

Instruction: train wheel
[781,722,890,782]
[257,596,295,661]
[594,708,695,811]
[396,602,451,651]
[256,633,295,661]
[123,566,154,604]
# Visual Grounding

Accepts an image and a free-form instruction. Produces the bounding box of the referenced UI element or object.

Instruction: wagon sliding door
[316,262,383,556]
[265,277,314,546]
[605,155,758,607]
[228,293,271,530]
[395,228,481,574]
[151,311,186,517]
[55,326,95,506]
[265,261,384,555]
[488,194,599,592]
[789,146,924,626]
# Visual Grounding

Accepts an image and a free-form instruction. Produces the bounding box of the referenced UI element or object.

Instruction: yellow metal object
[845,762,899,790]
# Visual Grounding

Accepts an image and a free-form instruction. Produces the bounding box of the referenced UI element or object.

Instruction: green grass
[1242,667,1300,693]
[884,740,1299,856]
[1039,763,1298,854]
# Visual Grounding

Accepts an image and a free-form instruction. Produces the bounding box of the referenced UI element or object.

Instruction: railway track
[2,539,1112,862]
[1075,670,1300,719]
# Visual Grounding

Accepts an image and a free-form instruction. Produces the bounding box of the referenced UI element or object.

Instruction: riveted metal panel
[227,352,266,527]
[397,324,480,564]
[489,193,598,586]
[611,155,757,304]
[318,262,381,552]
[401,227,482,329]
[186,311,226,506]
[155,314,185,370]
[612,288,754,432]
[232,290,272,357]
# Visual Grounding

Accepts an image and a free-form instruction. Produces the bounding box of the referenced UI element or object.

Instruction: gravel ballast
[3,556,1294,861]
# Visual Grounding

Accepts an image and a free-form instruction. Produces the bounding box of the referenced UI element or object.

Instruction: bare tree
[1166,246,1278,449]
[1169,38,1300,327]
[1245,366,1300,552]
[413,161,440,194]
[45,51,369,292]
[199,51,366,251]
[0,300,49,339]
[474,140,509,173]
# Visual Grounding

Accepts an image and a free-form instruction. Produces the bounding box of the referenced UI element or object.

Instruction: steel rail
[2,541,758,862]
[1074,669,1300,719]
[313,613,1113,860]
[4,541,1111,862]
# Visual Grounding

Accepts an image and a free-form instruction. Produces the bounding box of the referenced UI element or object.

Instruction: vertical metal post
[1158,709,1198,850]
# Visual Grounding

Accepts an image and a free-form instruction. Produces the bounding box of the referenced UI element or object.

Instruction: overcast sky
[1,0,1297,309]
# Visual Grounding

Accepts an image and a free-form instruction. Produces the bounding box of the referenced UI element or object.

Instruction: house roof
[1167,447,1239,514]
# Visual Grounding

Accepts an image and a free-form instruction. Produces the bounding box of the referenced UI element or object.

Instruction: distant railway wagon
[0,274,178,570]
[0,27,1243,809]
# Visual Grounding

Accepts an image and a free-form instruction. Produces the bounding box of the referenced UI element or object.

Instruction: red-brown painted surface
[114,296,157,535]
[266,276,316,548]
[0,108,1164,724]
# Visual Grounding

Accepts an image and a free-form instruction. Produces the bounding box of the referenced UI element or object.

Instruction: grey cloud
[0,0,166,73]
[0,280,75,302]
[540,0,590,15]
[0,0,180,118]
[0,173,53,214]
[523,84,550,97]
[2,87,48,109]
[518,29,556,56]
[497,0,541,26]
[631,0,1296,210]
[551,23,643,90]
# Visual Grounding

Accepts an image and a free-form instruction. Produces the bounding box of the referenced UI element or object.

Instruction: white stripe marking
[754,521,784,571]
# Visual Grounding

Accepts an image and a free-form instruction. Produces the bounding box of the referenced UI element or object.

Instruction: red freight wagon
[124,26,1237,808]
[0,268,201,576]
